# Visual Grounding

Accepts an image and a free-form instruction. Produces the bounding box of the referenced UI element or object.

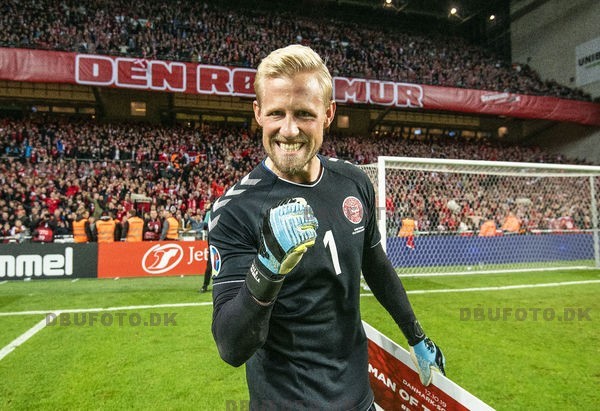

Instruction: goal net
[360,156,600,275]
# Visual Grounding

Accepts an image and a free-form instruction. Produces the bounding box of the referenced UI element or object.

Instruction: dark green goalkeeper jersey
[209,155,380,410]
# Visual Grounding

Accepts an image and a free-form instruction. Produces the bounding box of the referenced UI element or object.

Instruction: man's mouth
[277,142,303,152]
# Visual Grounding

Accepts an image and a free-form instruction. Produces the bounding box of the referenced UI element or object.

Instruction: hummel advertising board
[0,243,97,280]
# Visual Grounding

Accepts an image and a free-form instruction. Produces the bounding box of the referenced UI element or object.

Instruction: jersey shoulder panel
[320,155,373,190]
[208,164,278,282]
[208,164,276,240]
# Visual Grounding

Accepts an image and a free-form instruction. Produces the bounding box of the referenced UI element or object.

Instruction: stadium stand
[0,1,597,242]
[0,0,591,101]
[0,116,594,242]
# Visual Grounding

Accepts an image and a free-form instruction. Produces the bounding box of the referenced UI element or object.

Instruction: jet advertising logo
[142,243,184,274]
[97,240,209,278]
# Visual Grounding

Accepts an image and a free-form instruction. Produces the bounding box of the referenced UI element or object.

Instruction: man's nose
[279,116,299,138]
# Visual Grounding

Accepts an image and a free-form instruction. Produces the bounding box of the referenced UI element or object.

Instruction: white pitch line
[408,279,600,294]
[399,266,593,277]
[0,301,212,317]
[360,279,600,297]
[0,281,7,285]
[0,302,213,362]
[2,279,600,318]
[0,312,59,361]
[3,280,597,317]
[1,280,598,362]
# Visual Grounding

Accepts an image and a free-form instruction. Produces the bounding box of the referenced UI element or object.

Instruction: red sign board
[97,241,208,278]
[364,321,495,411]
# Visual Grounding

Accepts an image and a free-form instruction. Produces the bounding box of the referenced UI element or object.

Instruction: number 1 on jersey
[323,230,342,275]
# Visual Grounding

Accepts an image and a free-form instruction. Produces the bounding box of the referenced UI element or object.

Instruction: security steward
[95,211,119,243]
[72,211,93,243]
[160,207,180,241]
[121,209,144,242]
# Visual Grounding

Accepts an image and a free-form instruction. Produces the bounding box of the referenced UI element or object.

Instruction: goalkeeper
[209,44,445,410]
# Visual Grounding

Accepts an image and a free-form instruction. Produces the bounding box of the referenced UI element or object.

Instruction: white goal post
[359,156,600,275]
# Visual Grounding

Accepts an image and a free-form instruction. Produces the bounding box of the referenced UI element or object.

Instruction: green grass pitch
[0,269,598,410]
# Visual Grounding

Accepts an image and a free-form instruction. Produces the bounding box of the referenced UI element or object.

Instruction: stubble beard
[266,137,318,178]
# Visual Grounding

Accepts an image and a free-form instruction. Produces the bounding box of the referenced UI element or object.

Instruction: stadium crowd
[0,0,591,101]
[0,116,596,243]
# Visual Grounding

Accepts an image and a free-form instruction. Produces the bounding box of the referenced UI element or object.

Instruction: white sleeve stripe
[370,240,381,248]
[213,279,245,286]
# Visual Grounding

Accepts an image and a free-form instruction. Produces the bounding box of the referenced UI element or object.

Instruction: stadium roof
[331,0,509,22]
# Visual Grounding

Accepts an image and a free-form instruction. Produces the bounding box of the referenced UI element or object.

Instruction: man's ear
[253,100,263,127]
[324,100,336,129]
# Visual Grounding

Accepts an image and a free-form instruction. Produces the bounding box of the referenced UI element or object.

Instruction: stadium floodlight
[360,156,600,276]
[382,0,408,12]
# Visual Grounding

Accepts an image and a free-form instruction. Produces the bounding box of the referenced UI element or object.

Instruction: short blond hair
[254,44,333,107]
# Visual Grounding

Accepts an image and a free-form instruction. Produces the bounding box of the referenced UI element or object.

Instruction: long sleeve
[211,278,275,367]
[159,219,168,240]
[362,243,423,345]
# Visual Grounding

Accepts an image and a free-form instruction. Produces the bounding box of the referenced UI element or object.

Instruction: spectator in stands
[189,210,205,237]
[0,0,590,101]
[178,210,194,237]
[1,222,12,243]
[54,217,71,238]
[144,208,162,241]
[31,215,54,243]
[9,219,29,243]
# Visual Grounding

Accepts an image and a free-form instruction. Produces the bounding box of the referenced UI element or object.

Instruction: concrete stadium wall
[529,123,600,164]
[510,0,600,99]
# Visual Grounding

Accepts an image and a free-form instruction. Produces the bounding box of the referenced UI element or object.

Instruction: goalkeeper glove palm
[410,337,446,386]
[247,198,318,302]
[258,197,318,275]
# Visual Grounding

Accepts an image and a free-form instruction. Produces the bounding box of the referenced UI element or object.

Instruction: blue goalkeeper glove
[410,337,446,386]
[247,198,318,302]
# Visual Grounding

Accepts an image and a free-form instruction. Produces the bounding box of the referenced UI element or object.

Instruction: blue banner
[387,233,594,268]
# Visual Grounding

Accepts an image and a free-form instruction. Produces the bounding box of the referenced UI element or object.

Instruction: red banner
[97,240,208,278]
[1,47,598,126]
[364,321,495,411]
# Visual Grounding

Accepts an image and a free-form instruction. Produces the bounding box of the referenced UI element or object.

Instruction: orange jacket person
[72,212,93,243]
[160,208,179,240]
[122,209,145,242]
[95,212,118,243]
[501,212,520,233]
[397,217,417,249]
[479,218,498,237]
